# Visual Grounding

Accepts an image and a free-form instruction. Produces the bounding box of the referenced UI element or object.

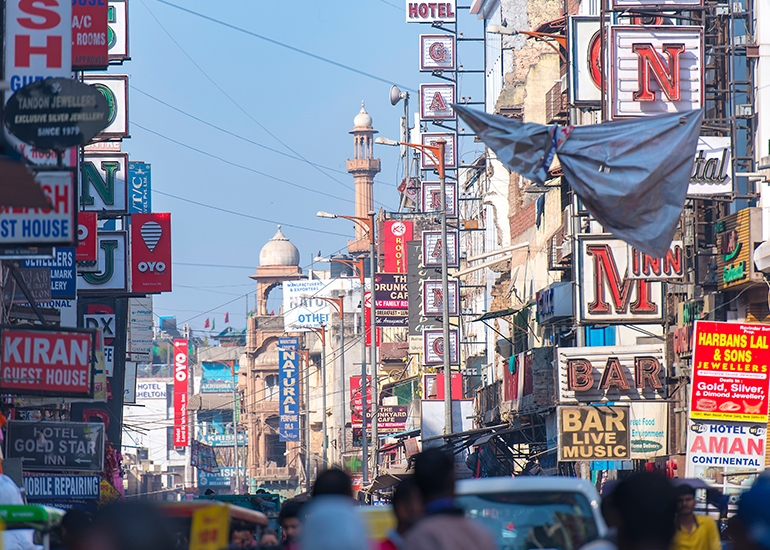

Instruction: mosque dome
[256,347,280,366]
[259,226,300,267]
[353,101,372,127]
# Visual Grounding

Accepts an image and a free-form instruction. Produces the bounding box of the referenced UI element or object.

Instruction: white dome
[353,101,372,127]
[259,226,300,267]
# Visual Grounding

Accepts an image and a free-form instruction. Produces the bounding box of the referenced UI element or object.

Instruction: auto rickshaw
[0,504,66,550]
[157,501,268,550]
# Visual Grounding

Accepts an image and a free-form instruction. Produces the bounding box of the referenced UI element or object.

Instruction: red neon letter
[632,43,685,102]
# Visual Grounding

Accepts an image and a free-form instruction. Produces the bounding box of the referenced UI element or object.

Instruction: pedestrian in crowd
[579,481,619,550]
[403,448,496,550]
[670,485,721,550]
[380,478,423,550]
[258,528,280,549]
[58,509,92,550]
[229,525,256,549]
[301,468,369,550]
[278,499,304,550]
[79,502,175,550]
[727,476,770,550]
[611,472,677,550]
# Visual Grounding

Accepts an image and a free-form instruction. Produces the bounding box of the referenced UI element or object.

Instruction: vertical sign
[420,84,455,119]
[76,212,98,262]
[5,0,72,93]
[130,213,172,293]
[420,35,456,71]
[127,162,151,213]
[279,348,299,441]
[173,339,189,447]
[72,0,108,70]
[383,221,412,273]
[422,181,458,218]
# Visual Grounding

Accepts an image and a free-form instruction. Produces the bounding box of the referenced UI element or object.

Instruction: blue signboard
[197,467,246,487]
[279,349,299,441]
[22,247,75,299]
[278,337,299,349]
[127,162,151,214]
[23,474,101,500]
[201,360,239,393]
[198,433,248,447]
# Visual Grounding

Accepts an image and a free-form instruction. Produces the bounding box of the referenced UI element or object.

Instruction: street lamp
[303,292,346,454]
[315,254,370,484]
[316,210,379,479]
[375,136,453,435]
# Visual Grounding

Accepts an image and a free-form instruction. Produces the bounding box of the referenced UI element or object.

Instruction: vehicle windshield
[455,490,600,550]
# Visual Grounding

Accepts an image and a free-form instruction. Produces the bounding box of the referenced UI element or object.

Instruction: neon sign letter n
[632,43,685,102]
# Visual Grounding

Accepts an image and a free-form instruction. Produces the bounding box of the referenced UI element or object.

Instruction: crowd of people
[21,448,770,550]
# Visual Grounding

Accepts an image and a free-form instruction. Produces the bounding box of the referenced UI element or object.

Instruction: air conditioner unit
[733,34,747,46]
[561,237,573,258]
[560,73,569,92]
[736,104,754,117]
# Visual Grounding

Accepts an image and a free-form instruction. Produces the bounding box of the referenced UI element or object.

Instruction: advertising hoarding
[629,402,668,459]
[279,349,299,441]
[420,35,455,71]
[374,273,408,327]
[81,153,128,213]
[689,137,732,195]
[127,162,151,213]
[421,133,456,169]
[716,208,763,290]
[24,474,101,500]
[420,84,455,119]
[578,237,663,324]
[78,231,127,292]
[536,281,573,324]
[127,297,153,362]
[201,360,238,393]
[22,247,76,300]
[421,182,457,218]
[83,75,128,138]
[569,17,602,105]
[282,278,361,332]
[626,241,684,281]
[130,213,172,293]
[77,212,98,262]
[558,406,630,461]
[422,230,459,267]
[107,0,129,61]
[72,0,108,70]
[136,381,166,400]
[383,221,412,273]
[173,339,189,447]
[610,26,704,119]
[406,1,456,23]
[423,328,459,365]
[557,344,667,403]
[690,321,770,423]
[6,421,104,471]
[350,376,371,427]
[422,279,459,316]
[0,172,76,247]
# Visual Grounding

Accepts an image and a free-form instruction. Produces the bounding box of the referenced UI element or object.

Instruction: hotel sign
[689,137,732,196]
[406,1,456,23]
[420,35,455,71]
[420,84,455,119]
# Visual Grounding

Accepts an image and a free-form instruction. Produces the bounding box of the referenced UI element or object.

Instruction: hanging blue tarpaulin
[278,349,300,441]
[453,105,703,258]
[201,360,239,393]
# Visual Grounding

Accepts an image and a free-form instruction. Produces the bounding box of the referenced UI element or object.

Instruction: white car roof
[456,476,600,499]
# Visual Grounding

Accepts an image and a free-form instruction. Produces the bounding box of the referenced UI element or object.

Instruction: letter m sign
[610,27,703,118]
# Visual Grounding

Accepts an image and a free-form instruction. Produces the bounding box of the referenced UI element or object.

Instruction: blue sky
[116,1,484,335]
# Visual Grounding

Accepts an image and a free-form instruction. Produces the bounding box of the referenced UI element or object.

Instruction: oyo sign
[173,339,189,447]
[557,345,667,403]
[610,26,703,118]
[130,213,172,293]
[578,238,663,324]
[406,0,456,23]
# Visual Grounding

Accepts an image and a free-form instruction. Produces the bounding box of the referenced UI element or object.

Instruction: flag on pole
[453,104,703,258]
[225,312,229,323]
[204,318,210,328]
[212,318,216,331]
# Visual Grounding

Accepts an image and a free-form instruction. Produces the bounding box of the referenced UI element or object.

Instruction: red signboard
[383,221,412,274]
[350,376,372,426]
[131,213,172,293]
[364,292,380,348]
[0,328,94,396]
[76,211,98,262]
[690,321,770,423]
[173,339,189,446]
[71,0,108,70]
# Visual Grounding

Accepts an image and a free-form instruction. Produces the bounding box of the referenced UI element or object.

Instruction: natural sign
[4,79,109,150]
[559,406,630,461]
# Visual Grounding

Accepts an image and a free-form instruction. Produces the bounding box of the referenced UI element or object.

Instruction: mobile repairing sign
[24,474,101,499]
[685,419,766,480]
[0,328,95,397]
[558,406,630,461]
[690,321,770,423]
[173,339,189,447]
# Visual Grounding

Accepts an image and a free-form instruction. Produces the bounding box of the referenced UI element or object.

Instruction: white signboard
[78,231,127,292]
[406,1,456,23]
[81,153,128,212]
[569,17,602,104]
[420,35,455,71]
[0,172,75,246]
[283,278,362,332]
[625,241,684,280]
[422,279,459,316]
[688,136,732,195]
[108,0,129,61]
[423,328,459,365]
[83,75,128,138]
[557,344,667,403]
[422,230,459,267]
[685,419,766,494]
[4,0,72,93]
[578,237,663,324]
[421,133,457,169]
[136,381,167,400]
[422,182,458,217]
[124,361,137,403]
[128,297,153,361]
[610,26,703,119]
[613,0,702,9]
[629,402,668,459]
[420,84,455,119]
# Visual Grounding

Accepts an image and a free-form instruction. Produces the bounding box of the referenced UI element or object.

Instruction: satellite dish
[390,85,403,106]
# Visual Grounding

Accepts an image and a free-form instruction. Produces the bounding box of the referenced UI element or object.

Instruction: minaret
[347,102,381,254]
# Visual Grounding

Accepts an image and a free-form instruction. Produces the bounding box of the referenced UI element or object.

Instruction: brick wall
[510,199,537,240]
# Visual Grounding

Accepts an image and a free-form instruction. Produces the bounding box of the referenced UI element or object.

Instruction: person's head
[229,528,255,549]
[729,477,770,550]
[391,478,422,534]
[612,473,677,550]
[278,499,304,545]
[675,484,697,517]
[258,529,280,549]
[61,509,92,550]
[413,448,455,504]
[312,468,353,498]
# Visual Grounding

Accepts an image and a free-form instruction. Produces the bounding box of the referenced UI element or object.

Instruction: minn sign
[5,421,104,471]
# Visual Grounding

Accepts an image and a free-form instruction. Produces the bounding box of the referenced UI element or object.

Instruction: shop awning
[474,307,521,322]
